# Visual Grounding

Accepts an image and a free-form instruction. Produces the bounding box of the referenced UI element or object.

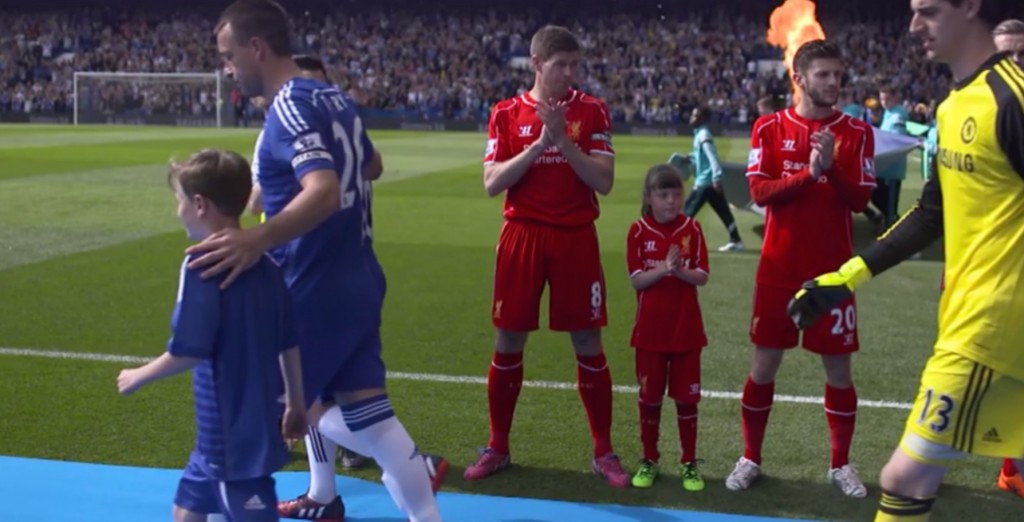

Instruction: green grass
[0,123,1019,521]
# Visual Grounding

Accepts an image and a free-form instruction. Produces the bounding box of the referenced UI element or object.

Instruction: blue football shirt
[255,77,386,341]
[167,254,296,481]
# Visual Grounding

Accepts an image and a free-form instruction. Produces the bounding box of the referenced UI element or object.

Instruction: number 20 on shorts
[830,304,856,335]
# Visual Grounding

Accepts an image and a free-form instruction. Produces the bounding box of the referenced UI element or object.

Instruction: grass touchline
[0,347,913,410]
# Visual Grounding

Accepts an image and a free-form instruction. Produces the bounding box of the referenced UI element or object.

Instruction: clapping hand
[809,130,835,177]
[666,245,680,273]
[537,99,569,148]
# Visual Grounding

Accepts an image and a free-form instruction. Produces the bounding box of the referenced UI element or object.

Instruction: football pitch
[0,124,1018,521]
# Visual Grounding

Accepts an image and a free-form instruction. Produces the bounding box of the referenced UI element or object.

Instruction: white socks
[342,396,440,522]
[303,426,338,504]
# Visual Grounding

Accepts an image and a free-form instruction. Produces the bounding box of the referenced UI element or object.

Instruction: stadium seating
[0,2,951,124]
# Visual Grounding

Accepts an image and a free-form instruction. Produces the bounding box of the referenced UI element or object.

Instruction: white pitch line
[0,347,913,410]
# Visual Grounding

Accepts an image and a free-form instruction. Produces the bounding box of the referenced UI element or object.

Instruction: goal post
[72,71,230,127]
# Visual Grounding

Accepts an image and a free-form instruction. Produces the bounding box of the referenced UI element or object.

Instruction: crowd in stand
[0,2,951,124]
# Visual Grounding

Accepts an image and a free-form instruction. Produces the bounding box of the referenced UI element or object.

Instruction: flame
[767,0,826,106]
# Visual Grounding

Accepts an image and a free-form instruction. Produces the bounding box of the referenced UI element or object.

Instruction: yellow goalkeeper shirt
[934,54,1024,379]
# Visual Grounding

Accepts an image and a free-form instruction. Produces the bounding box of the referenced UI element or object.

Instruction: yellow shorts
[899,349,1024,465]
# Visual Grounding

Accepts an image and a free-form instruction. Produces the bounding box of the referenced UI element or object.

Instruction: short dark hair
[294,54,329,81]
[168,149,253,218]
[993,19,1024,36]
[216,0,292,57]
[530,25,580,62]
[946,0,1018,30]
[793,39,843,74]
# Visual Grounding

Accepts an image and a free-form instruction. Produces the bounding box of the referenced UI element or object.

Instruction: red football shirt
[746,108,876,289]
[626,215,709,352]
[483,90,614,228]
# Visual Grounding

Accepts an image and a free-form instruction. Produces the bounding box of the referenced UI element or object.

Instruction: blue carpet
[0,456,804,521]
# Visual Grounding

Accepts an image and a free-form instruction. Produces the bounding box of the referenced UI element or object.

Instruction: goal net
[73,72,230,127]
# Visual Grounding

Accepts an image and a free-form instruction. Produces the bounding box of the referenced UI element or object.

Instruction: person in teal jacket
[671,107,743,252]
[874,85,910,228]
[839,89,865,120]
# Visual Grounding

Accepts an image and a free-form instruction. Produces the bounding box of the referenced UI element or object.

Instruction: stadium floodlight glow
[73,71,227,128]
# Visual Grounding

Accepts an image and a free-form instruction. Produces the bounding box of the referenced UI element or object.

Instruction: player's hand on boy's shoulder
[186,228,263,290]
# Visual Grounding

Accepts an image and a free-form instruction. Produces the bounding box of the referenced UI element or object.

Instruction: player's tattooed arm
[257,169,341,248]
[859,165,943,276]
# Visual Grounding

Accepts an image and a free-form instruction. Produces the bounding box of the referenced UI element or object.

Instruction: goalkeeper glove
[787,256,873,330]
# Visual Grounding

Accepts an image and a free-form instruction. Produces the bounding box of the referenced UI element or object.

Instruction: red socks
[741,376,858,469]
[1004,458,1019,476]
[825,383,858,469]
[677,402,698,463]
[741,376,774,465]
[577,353,614,457]
[639,401,699,464]
[639,400,661,462]
[489,351,615,458]
[487,352,523,454]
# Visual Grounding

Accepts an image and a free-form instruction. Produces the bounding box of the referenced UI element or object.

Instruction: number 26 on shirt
[331,118,373,240]
[331,119,367,210]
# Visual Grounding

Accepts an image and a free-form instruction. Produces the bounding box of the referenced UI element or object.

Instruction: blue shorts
[174,454,279,521]
[300,327,387,407]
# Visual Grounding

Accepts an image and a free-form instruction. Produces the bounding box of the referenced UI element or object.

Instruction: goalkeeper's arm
[788,167,944,328]
[858,166,944,276]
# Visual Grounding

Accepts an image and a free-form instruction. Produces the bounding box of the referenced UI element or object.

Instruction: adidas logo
[298,506,327,518]
[983,428,1001,443]
[244,494,266,510]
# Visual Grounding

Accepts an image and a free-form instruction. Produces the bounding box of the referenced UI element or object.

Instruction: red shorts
[750,284,859,355]
[635,349,702,404]
[492,219,607,332]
